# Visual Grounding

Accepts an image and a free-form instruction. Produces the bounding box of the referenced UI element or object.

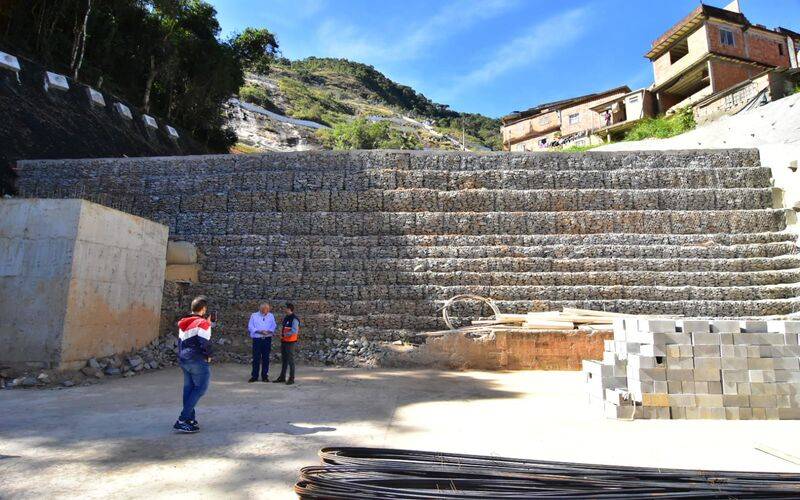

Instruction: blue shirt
[248,312,276,339]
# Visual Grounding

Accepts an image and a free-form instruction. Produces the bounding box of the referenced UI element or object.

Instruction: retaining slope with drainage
[15,149,800,342]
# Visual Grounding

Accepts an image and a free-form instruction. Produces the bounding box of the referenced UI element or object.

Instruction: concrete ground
[2,365,800,499]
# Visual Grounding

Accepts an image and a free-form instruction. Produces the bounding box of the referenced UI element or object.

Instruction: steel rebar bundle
[294,447,800,499]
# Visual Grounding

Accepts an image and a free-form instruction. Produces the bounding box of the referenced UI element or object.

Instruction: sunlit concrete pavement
[2,364,800,499]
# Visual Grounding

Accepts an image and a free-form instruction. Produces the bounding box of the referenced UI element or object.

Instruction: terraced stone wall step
[197,269,800,287]
[145,188,772,214]
[162,210,786,237]
[195,232,798,247]
[200,241,797,260]
[20,167,773,198]
[15,148,762,178]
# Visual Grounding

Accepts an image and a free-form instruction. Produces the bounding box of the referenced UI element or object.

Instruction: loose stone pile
[585,317,800,419]
[16,149,800,354]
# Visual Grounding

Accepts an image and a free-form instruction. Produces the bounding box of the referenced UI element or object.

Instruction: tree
[230,27,279,75]
[317,118,421,150]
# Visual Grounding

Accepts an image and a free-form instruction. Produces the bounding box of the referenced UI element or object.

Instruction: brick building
[647,1,800,114]
[500,86,634,151]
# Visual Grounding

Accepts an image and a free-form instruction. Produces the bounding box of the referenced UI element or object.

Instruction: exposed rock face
[223,99,324,152]
[15,149,800,361]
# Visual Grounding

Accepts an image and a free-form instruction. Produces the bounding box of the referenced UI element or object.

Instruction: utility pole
[462,118,466,151]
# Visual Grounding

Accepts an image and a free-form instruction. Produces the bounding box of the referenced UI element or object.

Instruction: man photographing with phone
[174,296,214,433]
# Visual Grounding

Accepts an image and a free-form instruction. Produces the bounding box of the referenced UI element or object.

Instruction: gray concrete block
[766,408,780,420]
[722,370,749,383]
[640,344,666,357]
[671,407,686,419]
[695,357,722,370]
[724,407,740,420]
[739,320,768,333]
[737,383,752,395]
[679,319,709,333]
[750,394,778,408]
[774,370,800,382]
[692,332,721,345]
[720,345,747,358]
[638,319,676,334]
[751,383,777,395]
[749,370,776,383]
[748,358,775,370]
[654,380,668,393]
[696,394,724,407]
[665,345,681,358]
[767,320,800,335]
[722,380,738,394]
[693,345,720,357]
[773,357,800,370]
[723,395,750,407]
[739,408,753,420]
[679,345,694,357]
[734,333,785,345]
[721,357,748,370]
[694,381,710,394]
[669,394,696,407]
[711,320,741,333]
[666,369,694,381]
[667,381,683,393]
[778,408,800,419]
[694,368,721,382]
[667,357,694,369]
[708,381,722,394]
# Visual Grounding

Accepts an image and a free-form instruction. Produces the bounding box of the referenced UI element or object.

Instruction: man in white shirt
[247,302,277,382]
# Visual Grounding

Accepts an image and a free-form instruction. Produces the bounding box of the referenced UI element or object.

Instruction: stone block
[721,357,747,370]
[142,114,158,129]
[113,102,132,120]
[739,320,768,333]
[694,357,721,370]
[750,395,778,408]
[166,125,180,139]
[0,51,20,72]
[638,319,676,334]
[665,344,681,358]
[723,394,750,407]
[775,370,800,382]
[695,394,723,407]
[749,370,776,383]
[750,382,777,395]
[734,333,785,345]
[692,332,721,345]
[724,407,740,420]
[642,393,669,407]
[722,380,738,394]
[767,320,800,335]
[694,368,721,382]
[748,358,774,370]
[710,320,740,333]
[737,383,752,395]
[668,394,696,407]
[640,344,666,357]
[679,345,694,357]
[693,345,720,357]
[679,319,709,333]
[720,345,747,358]
[666,368,694,381]
[44,71,69,91]
[738,408,753,420]
[667,357,694,369]
[86,87,105,107]
[778,408,800,419]
[708,381,722,394]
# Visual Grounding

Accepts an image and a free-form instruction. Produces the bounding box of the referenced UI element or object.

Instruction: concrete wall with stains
[0,198,168,370]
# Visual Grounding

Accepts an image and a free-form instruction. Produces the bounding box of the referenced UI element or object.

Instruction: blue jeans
[251,337,272,380]
[179,360,210,421]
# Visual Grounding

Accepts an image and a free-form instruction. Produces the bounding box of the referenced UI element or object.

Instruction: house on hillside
[647,0,800,115]
[500,86,657,151]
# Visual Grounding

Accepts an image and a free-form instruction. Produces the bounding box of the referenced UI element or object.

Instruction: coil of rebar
[294,447,800,499]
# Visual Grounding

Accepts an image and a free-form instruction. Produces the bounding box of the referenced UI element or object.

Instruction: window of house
[568,113,580,125]
[628,95,639,104]
[538,115,550,125]
[779,43,784,56]
[720,28,735,47]
[669,38,689,64]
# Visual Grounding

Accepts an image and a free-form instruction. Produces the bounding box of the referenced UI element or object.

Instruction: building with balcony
[647,1,800,114]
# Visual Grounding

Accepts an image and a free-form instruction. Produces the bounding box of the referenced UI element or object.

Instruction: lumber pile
[425,307,628,338]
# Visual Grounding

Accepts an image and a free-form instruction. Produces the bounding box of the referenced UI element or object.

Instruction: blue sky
[212,0,800,118]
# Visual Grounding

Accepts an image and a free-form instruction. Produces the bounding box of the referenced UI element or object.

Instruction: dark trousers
[251,337,272,380]
[179,360,210,421]
[278,341,296,380]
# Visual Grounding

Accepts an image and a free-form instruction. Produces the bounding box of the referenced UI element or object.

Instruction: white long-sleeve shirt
[248,312,276,339]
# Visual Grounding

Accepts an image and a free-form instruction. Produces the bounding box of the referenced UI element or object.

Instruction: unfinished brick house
[648,1,800,114]
[500,86,635,151]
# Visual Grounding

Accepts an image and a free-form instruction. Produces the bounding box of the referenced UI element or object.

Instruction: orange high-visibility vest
[281,315,299,342]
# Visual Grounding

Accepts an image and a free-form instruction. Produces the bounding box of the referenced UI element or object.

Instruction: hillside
[225,57,502,152]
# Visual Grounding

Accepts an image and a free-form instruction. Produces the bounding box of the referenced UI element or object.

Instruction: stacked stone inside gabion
[585,318,800,419]
[15,149,800,352]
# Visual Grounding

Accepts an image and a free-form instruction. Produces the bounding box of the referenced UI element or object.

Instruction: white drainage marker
[86,87,105,107]
[113,102,132,120]
[44,71,69,92]
[165,125,180,139]
[142,114,158,129]
[0,51,20,72]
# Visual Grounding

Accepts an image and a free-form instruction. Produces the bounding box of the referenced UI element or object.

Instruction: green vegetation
[624,107,696,141]
[561,144,600,152]
[267,57,502,150]
[230,28,279,75]
[238,84,278,111]
[277,78,352,126]
[793,84,800,95]
[0,0,270,151]
[317,118,422,150]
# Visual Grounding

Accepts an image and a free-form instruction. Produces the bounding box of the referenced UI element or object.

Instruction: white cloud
[450,7,590,93]
[315,0,520,62]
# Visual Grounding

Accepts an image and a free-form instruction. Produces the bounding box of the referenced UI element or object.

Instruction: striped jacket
[177,314,212,362]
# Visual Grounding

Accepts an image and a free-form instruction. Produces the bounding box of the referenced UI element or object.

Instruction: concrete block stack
[586,317,800,419]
